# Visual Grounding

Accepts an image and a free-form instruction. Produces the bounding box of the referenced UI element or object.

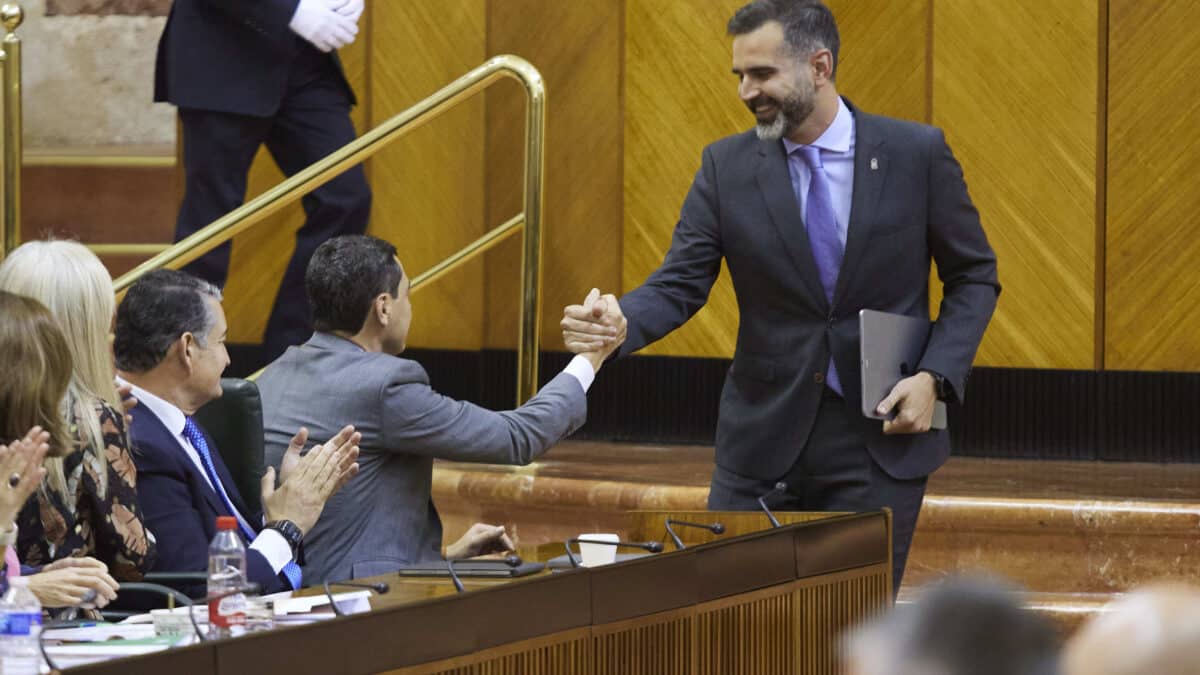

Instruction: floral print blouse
[16,398,156,581]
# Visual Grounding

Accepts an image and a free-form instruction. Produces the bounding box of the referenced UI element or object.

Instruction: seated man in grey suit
[257,234,619,582]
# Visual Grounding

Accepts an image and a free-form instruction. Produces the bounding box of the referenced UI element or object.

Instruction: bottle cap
[216,516,238,531]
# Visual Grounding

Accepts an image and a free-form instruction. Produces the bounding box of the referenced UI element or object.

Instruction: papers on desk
[41,631,188,669]
[263,588,373,616]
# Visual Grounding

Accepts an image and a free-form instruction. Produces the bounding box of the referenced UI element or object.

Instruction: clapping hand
[262,425,361,534]
[0,427,49,526]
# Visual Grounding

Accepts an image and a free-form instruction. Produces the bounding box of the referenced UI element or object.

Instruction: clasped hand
[560,288,627,371]
[876,371,938,434]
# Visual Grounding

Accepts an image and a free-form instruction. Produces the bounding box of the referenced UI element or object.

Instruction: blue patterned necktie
[182,418,303,589]
[795,145,844,395]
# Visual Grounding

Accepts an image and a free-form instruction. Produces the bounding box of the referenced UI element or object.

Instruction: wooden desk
[68,511,889,675]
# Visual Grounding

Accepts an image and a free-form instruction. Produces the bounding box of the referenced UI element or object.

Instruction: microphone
[663,519,726,550]
[447,554,523,593]
[758,482,788,529]
[40,582,198,672]
[322,580,390,617]
[563,538,664,568]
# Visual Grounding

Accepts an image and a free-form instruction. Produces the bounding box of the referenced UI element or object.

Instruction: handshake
[289,0,365,53]
[561,288,627,373]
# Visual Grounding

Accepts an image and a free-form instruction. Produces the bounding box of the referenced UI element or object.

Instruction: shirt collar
[117,376,187,437]
[782,96,853,155]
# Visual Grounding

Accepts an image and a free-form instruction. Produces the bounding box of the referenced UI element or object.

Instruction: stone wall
[21,0,174,147]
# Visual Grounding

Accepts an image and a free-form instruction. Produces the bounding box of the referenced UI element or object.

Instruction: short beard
[754,80,816,141]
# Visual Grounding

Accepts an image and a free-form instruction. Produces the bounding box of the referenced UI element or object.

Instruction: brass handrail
[113,55,546,404]
[0,3,23,260]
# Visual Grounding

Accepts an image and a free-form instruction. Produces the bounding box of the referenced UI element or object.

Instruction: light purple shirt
[782,97,856,248]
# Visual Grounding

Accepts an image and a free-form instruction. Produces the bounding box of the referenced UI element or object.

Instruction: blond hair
[0,240,118,496]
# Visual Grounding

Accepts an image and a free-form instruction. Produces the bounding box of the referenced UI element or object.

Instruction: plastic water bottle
[0,577,43,675]
[207,516,247,639]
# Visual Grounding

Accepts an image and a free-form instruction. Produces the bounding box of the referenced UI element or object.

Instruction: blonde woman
[0,242,155,581]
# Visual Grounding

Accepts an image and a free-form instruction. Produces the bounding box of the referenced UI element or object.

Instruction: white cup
[577,533,620,567]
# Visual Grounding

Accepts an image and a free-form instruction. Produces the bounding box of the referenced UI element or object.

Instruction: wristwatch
[264,520,304,558]
[920,369,950,401]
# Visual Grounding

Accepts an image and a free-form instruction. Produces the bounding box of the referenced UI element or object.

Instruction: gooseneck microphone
[447,554,523,593]
[758,482,788,529]
[663,519,727,550]
[322,580,391,617]
[563,538,664,568]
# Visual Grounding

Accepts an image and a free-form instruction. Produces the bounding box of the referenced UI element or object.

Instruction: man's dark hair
[306,235,402,334]
[114,269,223,373]
[728,0,840,81]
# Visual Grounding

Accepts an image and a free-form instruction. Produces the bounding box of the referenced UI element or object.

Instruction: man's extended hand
[444,523,515,560]
[262,425,360,534]
[876,372,938,435]
[561,288,627,372]
[289,0,358,52]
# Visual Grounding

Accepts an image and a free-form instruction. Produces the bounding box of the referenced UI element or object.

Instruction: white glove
[289,0,358,53]
[326,0,364,23]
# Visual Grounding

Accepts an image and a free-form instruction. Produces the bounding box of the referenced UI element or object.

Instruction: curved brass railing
[109,55,547,404]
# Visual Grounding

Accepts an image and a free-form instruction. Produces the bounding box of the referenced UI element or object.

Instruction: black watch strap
[265,519,304,557]
[921,369,949,401]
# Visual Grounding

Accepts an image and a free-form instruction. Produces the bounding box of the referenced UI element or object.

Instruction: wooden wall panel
[224,8,371,344]
[368,0,486,350]
[623,0,929,358]
[932,0,1097,369]
[483,0,623,350]
[1106,2,1200,370]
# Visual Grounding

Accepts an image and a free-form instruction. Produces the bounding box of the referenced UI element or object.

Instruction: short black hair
[114,269,222,373]
[728,0,840,80]
[306,235,403,334]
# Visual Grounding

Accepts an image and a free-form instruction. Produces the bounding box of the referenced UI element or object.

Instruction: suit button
[814,372,825,384]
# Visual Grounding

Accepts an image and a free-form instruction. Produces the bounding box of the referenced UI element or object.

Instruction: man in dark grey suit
[562,0,999,590]
[257,235,616,583]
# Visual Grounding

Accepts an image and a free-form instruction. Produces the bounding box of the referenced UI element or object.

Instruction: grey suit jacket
[256,332,587,582]
[619,99,1000,481]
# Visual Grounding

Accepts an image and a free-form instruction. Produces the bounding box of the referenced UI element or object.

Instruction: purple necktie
[796,145,843,395]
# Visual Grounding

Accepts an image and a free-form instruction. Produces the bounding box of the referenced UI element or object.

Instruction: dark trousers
[708,392,927,592]
[175,45,371,363]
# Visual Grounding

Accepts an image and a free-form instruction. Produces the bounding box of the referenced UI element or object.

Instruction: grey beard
[755,113,788,140]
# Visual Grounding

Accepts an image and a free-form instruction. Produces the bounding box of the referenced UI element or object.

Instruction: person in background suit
[256,235,619,583]
[561,0,1000,590]
[155,0,371,363]
[114,270,361,596]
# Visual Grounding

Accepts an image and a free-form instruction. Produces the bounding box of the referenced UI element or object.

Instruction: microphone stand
[563,538,664,568]
[322,580,390,617]
[447,554,523,593]
[663,519,726,550]
[758,482,788,528]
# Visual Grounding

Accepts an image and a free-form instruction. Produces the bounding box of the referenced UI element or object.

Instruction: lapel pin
[870,157,879,170]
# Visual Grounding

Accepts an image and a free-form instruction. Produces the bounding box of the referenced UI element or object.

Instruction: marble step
[21,145,178,277]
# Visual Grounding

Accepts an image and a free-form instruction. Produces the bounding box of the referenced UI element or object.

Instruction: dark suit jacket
[129,401,289,596]
[154,0,355,117]
[619,100,1000,481]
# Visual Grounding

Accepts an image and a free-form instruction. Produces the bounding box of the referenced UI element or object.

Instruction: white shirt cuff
[250,528,294,575]
[563,355,596,393]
